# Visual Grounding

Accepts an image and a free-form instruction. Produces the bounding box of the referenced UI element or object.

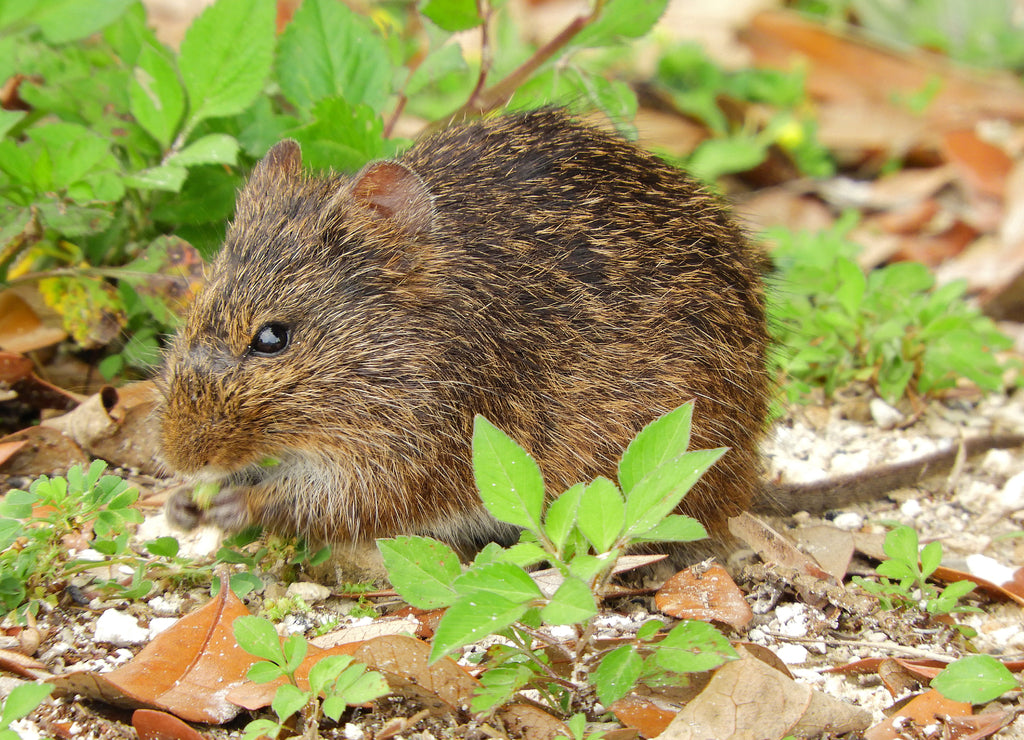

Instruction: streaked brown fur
[158,110,769,557]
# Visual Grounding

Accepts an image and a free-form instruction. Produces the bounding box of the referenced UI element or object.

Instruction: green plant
[852,525,978,618]
[262,596,311,622]
[233,615,389,740]
[653,42,833,182]
[0,682,52,740]
[931,654,1020,703]
[379,401,737,717]
[1,0,668,376]
[0,460,143,617]
[767,213,1016,403]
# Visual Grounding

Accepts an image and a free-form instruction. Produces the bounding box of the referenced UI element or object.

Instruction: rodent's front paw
[165,484,253,533]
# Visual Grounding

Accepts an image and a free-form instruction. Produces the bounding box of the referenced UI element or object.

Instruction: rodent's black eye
[250,323,291,357]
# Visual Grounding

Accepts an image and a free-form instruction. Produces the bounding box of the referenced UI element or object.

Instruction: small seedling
[380,401,737,717]
[0,460,144,617]
[767,214,1016,404]
[852,525,978,619]
[234,615,389,739]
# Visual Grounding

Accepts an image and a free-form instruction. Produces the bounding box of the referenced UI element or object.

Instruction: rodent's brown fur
[158,110,769,556]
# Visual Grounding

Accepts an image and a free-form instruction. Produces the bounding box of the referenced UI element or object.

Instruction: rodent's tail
[754,432,1024,517]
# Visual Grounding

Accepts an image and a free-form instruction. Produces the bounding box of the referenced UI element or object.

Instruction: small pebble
[149,617,178,638]
[286,581,331,604]
[832,512,864,531]
[999,470,1024,512]
[94,610,148,646]
[899,499,923,518]
[775,643,809,665]
[982,448,1017,477]
[343,723,365,740]
[869,398,903,430]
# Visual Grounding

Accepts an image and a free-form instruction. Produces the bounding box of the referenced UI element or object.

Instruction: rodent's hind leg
[165,484,252,533]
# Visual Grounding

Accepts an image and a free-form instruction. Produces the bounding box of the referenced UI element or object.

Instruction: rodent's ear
[347,160,434,235]
[249,140,303,188]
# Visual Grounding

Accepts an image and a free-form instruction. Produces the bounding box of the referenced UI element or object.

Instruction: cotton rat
[158,109,770,554]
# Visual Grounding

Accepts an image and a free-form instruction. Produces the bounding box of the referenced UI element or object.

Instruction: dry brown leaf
[864,689,972,740]
[610,695,676,738]
[0,291,66,354]
[50,585,255,724]
[0,351,32,384]
[0,441,27,468]
[655,654,871,739]
[132,708,209,740]
[654,562,752,630]
[790,526,856,581]
[310,616,421,649]
[727,512,833,582]
[41,382,163,475]
[741,11,1024,156]
[942,129,1013,200]
[353,634,478,714]
[0,425,88,476]
[0,647,51,680]
[496,703,571,740]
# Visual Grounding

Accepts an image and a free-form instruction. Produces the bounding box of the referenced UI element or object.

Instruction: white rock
[147,594,183,617]
[94,609,148,646]
[775,643,809,665]
[965,554,1016,586]
[869,398,904,429]
[899,499,923,518]
[149,618,178,638]
[999,470,1024,511]
[286,581,331,604]
[982,448,1017,477]
[832,512,865,531]
[343,723,365,740]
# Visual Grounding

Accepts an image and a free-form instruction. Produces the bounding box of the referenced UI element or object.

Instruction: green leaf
[285,97,390,172]
[179,0,275,128]
[834,257,866,316]
[931,655,1019,703]
[590,645,642,706]
[472,415,546,536]
[246,661,285,684]
[919,540,942,577]
[420,0,483,31]
[23,0,135,43]
[124,165,188,192]
[883,526,919,565]
[540,577,596,625]
[568,553,609,583]
[618,403,695,494]
[0,489,37,520]
[282,633,307,673]
[327,664,389,712]
[406,44,469,97]
[654,620,737,674]
[574,0,668,47]
[631,514,707,544]
[623,448,726,538]
[544,482,584,554]
[233,616,284,663]
[0,110,24,140]
[377,536,461,609]
[470,662,535,713]
[453,562,542,604]
[430,593,528,662]
[168,134,240,167]
[271,683,308,723]
[129,45,185,149]
[307,654,353,696]
[276,0,391,114]
[0,683,52,726]
[577,477,624,552]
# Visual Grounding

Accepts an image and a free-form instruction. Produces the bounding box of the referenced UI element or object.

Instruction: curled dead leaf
[654,562,753,630]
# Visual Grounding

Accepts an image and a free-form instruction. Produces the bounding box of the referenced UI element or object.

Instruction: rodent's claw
[166,484,252,533]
